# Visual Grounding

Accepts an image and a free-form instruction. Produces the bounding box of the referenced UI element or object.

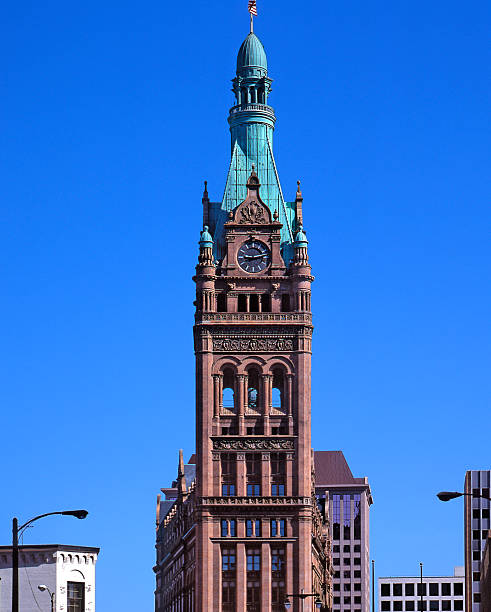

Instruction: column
[237,374,246,435]
[261,452,271,497]
[236,543,246,612]
[218,375,223,415]
[286,374,294,434]
[286,452,294,497]
[213,375,221,418]
[262,374,272,436]
[212,452,221,498]
[236,453,246,496]
[286,541,294,611]
[261,543,272,611]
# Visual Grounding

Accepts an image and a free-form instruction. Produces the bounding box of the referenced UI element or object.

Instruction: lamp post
[437,491,491,502]
[284,590,323,611]
[37,585,55,612]
[12,510,88,612]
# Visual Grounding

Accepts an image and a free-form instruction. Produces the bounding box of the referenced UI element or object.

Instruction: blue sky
[1,0,489,609]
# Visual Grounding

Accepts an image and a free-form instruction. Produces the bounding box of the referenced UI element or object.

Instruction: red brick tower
[193,169,329,611]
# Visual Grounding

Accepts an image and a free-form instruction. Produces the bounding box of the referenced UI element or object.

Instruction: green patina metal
[208,32,296,264]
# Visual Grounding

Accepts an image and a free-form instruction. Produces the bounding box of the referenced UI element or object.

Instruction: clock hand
[243,253,266,259]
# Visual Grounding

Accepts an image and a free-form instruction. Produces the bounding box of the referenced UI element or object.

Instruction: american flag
[248,0,258,16]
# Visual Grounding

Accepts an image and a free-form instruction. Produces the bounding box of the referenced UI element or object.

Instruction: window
[343,544,351,552]
[355,597,362,605]
[333,545,340,552]
[246,453,261,496]
[394,584,403,596]
[473,572,481,582]
[417,583,427,596]
[334,571,340,578]
[394,603,403,611]
[453,583,463,596]
[217,293,227,312]
[222,580,236,612]
[473,551,481,561]
[483,488,490,498]
[429,602,439,611]
[247,548,261,572]
[332,494,340,540]
[473,529,480,539]
[473,509,480,519]
[417,602,427,611]
[344,597,351,604]
[333,597,340,605]
[247,581,260,611]
[334,584,340,591]
[222,484,236,496]
[333,557,340,565]
[429,583,439,596]
[472,488,480,498]
[246,519,261,537]
[354,557,361,565]
[483,530,489,538]
[272,369,285,410]
[67,582,84,612]
[354,544,361,552]
[271,484,285,496]
[441,583,450,596]
[406,603,415,611]
[381,584,390,597]
[441,602,451,611]
[222,548,236,572]
[405,584,415,596]
[278,519,285,536]
[281,294,290,312]
[381,602,390,611]
[221,519,237,537]
[344,571,351,578]
[354,570,361,578]
[354,583,361,591]
[473,594,481,603]
[343,557,351,565]
[483,509,490,519]
[453,601,463,610]
[247,484,260,496]
[271,453,286,495]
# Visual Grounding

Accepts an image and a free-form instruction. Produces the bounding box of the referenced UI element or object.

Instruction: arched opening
[222,368,235,411]
[281,294,290,312]
[238,294,247,312]
[250,294,259,312]
[247,369,260,412]
[261,294,271,312]
[272,368,285,410]
[217,293,227,312]
[241,87,248,105]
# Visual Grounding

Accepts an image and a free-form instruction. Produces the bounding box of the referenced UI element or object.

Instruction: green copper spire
[206,30,296,264]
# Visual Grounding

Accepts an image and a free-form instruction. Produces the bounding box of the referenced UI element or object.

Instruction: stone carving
[213,338,294,352]
[212,438,294,450]
[239,201,266,224]
[200,496,311,506]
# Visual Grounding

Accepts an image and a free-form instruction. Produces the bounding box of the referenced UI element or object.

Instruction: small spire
[296,180,303,199]
[178,449,186,495]
[203,180,209,199]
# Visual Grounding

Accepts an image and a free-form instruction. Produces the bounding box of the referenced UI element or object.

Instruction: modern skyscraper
[154,25,332,612]
[464,470,491,612]
[314,452,373,612]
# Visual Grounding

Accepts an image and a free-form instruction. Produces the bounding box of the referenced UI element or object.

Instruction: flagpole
[250,12,253,33]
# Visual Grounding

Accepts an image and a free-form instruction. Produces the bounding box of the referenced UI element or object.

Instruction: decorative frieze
[212,338,294,352]
[212,437,294,450]
[199,496,311,506]
[199,312,312,323]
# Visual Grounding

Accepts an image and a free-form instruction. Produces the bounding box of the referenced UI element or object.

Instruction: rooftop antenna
[248,0,257,33]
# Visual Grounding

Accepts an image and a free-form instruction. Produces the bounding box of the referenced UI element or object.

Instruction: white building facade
[378,567,465,612]
[0,545,99,612]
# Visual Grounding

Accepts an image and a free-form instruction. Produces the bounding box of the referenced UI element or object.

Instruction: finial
[248,0,257,33]
[273,210,279,221]
[178,449,184,476]
[252,163,255,171]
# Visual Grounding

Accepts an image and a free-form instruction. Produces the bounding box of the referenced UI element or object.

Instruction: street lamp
[12,510,88,612]
[437,491,491,502]
[284,592,323,610]
[38,584,55,612]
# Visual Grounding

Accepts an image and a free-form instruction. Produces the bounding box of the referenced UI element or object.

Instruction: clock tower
[154,28,331,612]
[192,29,330,612]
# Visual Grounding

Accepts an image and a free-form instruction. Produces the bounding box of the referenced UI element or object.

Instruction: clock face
[237,240,271,273]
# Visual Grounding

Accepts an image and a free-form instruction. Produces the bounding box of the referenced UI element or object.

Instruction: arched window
[222,368,235,411]
[250,294,259,312]
[247,369,260,412]
[261,294,271,312]
[272,368,284,410]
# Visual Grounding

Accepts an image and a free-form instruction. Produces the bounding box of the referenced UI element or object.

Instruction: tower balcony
[229,103,275,115]
[228,103,276,130]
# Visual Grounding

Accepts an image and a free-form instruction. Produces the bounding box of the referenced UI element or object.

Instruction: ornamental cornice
[211,437,294,450]
[199,496,311,507]
[197,312,312,323]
